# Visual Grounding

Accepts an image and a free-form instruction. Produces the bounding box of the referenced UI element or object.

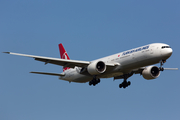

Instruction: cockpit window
[162,46,171,49]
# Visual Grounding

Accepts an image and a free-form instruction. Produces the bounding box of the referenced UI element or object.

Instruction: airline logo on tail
[62,52,69,60]
[59,43,70,71]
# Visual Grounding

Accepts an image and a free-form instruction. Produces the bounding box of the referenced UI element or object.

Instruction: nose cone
[166,48,173,57]
[163,48,173,59]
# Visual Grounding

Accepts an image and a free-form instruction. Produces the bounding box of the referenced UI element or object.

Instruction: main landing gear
[89,77,100,86]
[118,73,133,89]
[119,76,131,89]
[119,80,131,89]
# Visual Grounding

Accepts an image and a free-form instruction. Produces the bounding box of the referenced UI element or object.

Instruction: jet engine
[87,61,106,75]
[142,66,160,80]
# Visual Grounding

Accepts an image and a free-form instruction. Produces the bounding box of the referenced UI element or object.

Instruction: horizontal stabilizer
[164,68,178,70]
[30,71,65,76]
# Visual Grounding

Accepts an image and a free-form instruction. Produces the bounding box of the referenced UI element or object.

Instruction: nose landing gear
[159,60,166,71]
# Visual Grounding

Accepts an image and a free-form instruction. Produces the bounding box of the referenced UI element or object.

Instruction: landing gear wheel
[127,81,131,86]
[119,81,131,89]
[97,79,100,83]
[89,81,92,86]
[159,67,164,71]
[89,78,100,86]
[119,84,123,88]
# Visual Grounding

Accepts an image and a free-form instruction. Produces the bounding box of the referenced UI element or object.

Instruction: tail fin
[58,43,70,71]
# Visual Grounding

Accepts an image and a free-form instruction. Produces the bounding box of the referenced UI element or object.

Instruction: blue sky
[0,0,180,120]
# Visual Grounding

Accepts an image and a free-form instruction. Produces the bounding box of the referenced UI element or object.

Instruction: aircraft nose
[165,48,173,57]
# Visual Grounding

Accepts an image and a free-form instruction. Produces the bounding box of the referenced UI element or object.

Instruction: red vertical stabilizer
[58,43,70,71]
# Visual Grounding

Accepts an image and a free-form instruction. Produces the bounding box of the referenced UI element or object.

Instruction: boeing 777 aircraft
[4,43,178,88]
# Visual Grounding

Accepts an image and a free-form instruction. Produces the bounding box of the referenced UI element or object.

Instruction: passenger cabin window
[162,46,171,49]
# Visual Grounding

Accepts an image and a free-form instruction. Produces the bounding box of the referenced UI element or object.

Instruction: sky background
[0,0,180,120]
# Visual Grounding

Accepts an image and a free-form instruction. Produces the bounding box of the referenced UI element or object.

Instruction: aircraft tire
[89,82,92,86]
[119,84,122,88]
[123,85,126,89]
[128,81,131,86]
[97,79,100,83]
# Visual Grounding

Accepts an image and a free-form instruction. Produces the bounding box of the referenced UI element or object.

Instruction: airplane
[3,43,178,88]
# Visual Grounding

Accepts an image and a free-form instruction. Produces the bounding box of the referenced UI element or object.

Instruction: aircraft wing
[3,52,116,68]
[3,52,90,68]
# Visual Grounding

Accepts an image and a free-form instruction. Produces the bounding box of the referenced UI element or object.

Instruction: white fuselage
[59,43,173,83]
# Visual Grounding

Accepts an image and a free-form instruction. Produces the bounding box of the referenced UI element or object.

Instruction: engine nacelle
[142,66,160,80]
[87,61,106,75]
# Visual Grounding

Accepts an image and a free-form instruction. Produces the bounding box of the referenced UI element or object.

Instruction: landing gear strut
[89,77,100,86]
[159,60,166,71]
[119,74,131,89]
